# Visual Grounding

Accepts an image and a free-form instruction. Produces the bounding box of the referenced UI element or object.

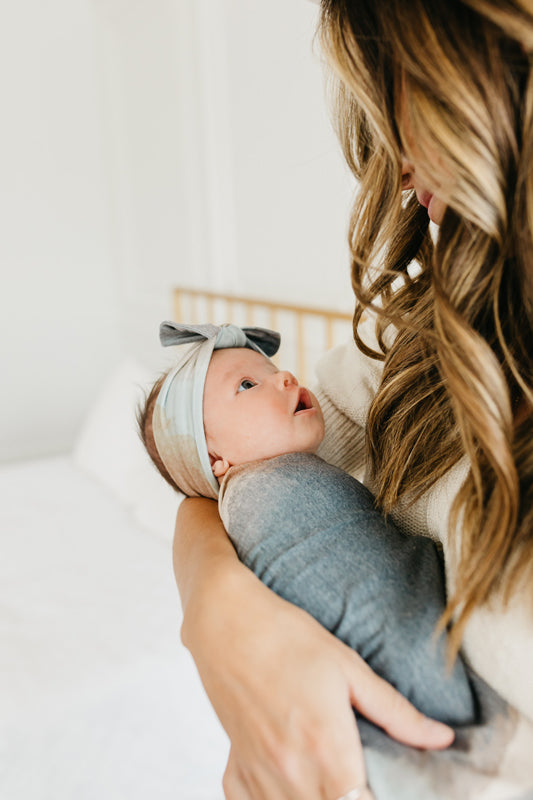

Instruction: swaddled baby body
[219,451,475,726]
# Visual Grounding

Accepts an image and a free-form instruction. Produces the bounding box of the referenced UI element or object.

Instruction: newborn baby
[138,321,476,728]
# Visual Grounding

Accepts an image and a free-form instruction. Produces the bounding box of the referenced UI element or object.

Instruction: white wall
[222,0,354,307]
[93,0,355,366]
[0,0,122,462]
[91,0,212,367]
[1,0,356,462]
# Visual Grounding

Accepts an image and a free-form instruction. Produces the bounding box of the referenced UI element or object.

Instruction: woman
[174,1,533,797]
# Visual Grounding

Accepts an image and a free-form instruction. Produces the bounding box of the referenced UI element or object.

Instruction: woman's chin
[428,195,446,225]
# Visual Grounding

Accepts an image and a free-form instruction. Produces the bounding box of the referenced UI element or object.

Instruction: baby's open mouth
[294,388,313,414]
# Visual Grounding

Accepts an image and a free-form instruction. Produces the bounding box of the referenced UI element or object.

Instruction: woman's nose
[401,157,415,191]
[276,370,298,389]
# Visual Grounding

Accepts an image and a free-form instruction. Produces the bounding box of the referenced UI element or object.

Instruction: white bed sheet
[0,455,228,800]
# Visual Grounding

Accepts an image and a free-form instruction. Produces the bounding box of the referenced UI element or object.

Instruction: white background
[0,0,355,462]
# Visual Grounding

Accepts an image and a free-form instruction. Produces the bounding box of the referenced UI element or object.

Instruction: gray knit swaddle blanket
[219,452,525,800]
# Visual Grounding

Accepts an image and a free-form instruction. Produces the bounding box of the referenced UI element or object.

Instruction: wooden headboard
[173,287,353,385]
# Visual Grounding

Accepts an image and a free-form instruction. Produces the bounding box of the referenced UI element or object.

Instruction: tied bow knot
[159,321,280,357]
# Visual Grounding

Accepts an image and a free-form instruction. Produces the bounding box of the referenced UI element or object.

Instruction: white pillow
[72,357,183,540]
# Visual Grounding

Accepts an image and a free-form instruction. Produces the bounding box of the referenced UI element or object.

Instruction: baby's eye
[237,379,256,392]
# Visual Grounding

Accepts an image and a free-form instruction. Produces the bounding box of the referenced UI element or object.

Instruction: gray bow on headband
[159,321,281,357]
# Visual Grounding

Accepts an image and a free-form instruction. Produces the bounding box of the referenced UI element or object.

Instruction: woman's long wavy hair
[319,0,533,654]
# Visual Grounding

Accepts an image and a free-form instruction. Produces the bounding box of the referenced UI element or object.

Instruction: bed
[0,364,228,800]
[1,289,351,800]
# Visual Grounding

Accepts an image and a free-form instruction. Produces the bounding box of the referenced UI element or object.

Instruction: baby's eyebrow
[223,363,277,384]
[220,365,251,383]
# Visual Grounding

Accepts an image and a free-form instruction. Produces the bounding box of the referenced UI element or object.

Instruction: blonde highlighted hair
[319,0,533,653]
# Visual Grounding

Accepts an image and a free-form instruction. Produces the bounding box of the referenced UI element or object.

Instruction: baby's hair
[136,373,181,493]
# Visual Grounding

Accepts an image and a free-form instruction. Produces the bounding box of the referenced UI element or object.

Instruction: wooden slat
[172,286,353,385]
[326,316,334,351]
[269,307,280,368]
[245,302,254,327]
[296,312,305,381]
[173,287,352,323]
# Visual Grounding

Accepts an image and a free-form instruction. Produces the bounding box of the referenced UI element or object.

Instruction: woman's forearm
[173,497,249,646]
[173,498,233,607]
[174,496,279,668]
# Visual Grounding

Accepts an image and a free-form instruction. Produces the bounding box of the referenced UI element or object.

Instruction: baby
[138,321,476,729]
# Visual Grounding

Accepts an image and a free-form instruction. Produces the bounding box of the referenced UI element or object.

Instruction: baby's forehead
[208,347,276,377]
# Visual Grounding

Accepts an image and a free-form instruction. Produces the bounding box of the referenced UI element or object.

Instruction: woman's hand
[218,602,452,800]
[174,498,454,800]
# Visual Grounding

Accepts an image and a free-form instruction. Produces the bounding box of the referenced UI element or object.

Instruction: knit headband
[152,322,281,499]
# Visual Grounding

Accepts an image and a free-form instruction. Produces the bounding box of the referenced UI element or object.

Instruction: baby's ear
[211,456,231,479]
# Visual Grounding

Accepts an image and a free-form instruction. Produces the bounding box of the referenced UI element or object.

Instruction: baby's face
[203,348,324,477]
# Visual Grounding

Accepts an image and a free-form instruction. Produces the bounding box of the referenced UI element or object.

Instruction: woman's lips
[416,189,444,224]
[417,190,433,210]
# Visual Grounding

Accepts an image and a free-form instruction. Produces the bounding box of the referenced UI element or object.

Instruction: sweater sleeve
[314,315,384,481]
[314,387,367,480]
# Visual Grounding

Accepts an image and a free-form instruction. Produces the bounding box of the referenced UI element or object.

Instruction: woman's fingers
[341,648,455,750]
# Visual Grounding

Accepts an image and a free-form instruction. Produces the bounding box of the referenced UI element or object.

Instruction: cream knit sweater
[314,322,533,725]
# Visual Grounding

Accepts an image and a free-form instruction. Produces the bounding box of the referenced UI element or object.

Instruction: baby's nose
[276,370,298,389]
